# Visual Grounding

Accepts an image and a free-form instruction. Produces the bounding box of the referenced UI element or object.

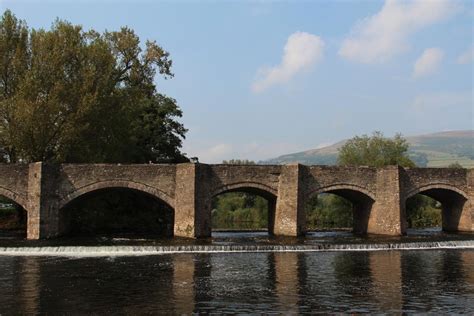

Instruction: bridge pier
[27,163,60,240]
[174,163,211,238]
[369,166,406,236]
[274,164,306,236]
[458,169,474,231]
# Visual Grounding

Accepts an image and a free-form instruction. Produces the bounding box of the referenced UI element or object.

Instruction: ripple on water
[0,249,473,313]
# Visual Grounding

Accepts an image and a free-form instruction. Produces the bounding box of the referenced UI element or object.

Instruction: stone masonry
[0,162,471,239]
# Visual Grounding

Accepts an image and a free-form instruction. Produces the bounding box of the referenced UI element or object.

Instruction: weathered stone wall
[0,164,29,209]
[401,168,471,232]
[465,170,474,231]
[402,168,468,199]
[304,166,377,199]
[0,162,471,239]
[303,166,379,235]
[274,164,305,236]
[174,164,200,238]
[57,164,177,209]
[371,166,405,235]
[26,163,61,239]
[174,164,282,237]
[207,164,281,197]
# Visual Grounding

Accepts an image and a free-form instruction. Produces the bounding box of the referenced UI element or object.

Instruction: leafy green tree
[447,162,463,169]
[338,131,415,167]
[0,10,187,163]
[306,194,352,229]
[0,10,188,235]
[405,195,441,228]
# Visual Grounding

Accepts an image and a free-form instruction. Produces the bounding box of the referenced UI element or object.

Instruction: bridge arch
[306,183,376,201]
[305,183,375,234]
[210,182,278,234]
[404,183,470,232]
[0,186,28,238]
[406,183,468,201]
[59,180,175,210]
[57,180,175,237]
[0,186,28,212]
[211,182,278,201]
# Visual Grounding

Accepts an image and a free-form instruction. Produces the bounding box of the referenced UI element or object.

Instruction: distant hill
[263,130,474,168]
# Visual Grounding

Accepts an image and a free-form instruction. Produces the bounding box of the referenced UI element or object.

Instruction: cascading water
[0,233,474,257]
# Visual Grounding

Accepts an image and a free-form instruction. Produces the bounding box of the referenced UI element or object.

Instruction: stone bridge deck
[0,163,472,239]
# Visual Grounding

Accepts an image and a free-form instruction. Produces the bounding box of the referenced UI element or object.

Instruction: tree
[337,131,415,167]
[447,162,463,169]
[0,10,187,163]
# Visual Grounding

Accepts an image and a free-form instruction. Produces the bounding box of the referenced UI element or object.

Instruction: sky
[1,0,473,163]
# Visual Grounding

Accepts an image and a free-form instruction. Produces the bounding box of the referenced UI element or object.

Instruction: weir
[0,240,473,257]
[0,162,472,239]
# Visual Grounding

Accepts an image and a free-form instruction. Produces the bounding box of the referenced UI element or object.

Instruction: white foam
[0,240,472,257]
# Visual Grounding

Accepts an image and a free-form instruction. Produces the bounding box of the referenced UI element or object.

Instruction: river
[0,230,473,314]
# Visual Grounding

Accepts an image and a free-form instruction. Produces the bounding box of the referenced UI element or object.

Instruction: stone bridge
[0,162,472,239]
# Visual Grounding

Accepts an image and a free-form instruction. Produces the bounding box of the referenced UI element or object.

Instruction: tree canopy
[337,131,415,167]
[0,10,187,163]
[447,162,463,169]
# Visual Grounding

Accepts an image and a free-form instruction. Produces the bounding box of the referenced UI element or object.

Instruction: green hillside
[263,130,474,168]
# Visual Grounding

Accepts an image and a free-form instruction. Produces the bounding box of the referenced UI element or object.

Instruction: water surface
[0,250,473,314]
[0,229,473,313]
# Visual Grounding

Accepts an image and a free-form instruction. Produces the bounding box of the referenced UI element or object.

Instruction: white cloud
[413,48,444,78]
[339,0,459,63]
[457,46,474,64]
[252,31,324,92]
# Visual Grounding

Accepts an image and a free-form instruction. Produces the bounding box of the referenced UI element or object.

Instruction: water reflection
[269,252,303,313]
[172,254,195,314]
[1,250,473,314]
[19,257,40,315]
[370,251,402,312]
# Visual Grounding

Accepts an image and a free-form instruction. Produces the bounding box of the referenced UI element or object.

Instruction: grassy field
[416,150,474,168]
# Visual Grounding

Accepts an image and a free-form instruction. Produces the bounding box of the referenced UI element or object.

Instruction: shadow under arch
[0,186,28,212]
[211,182,278,234]
[59,180,175,210]
[405,184,469,232]
[58,182,175,237]
[0,191,27,238]
[306,184,375,234]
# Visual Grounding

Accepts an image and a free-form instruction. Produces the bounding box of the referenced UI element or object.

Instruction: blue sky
[2,0,473,162]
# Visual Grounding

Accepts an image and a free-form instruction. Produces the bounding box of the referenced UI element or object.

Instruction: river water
[0,230,473,314]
